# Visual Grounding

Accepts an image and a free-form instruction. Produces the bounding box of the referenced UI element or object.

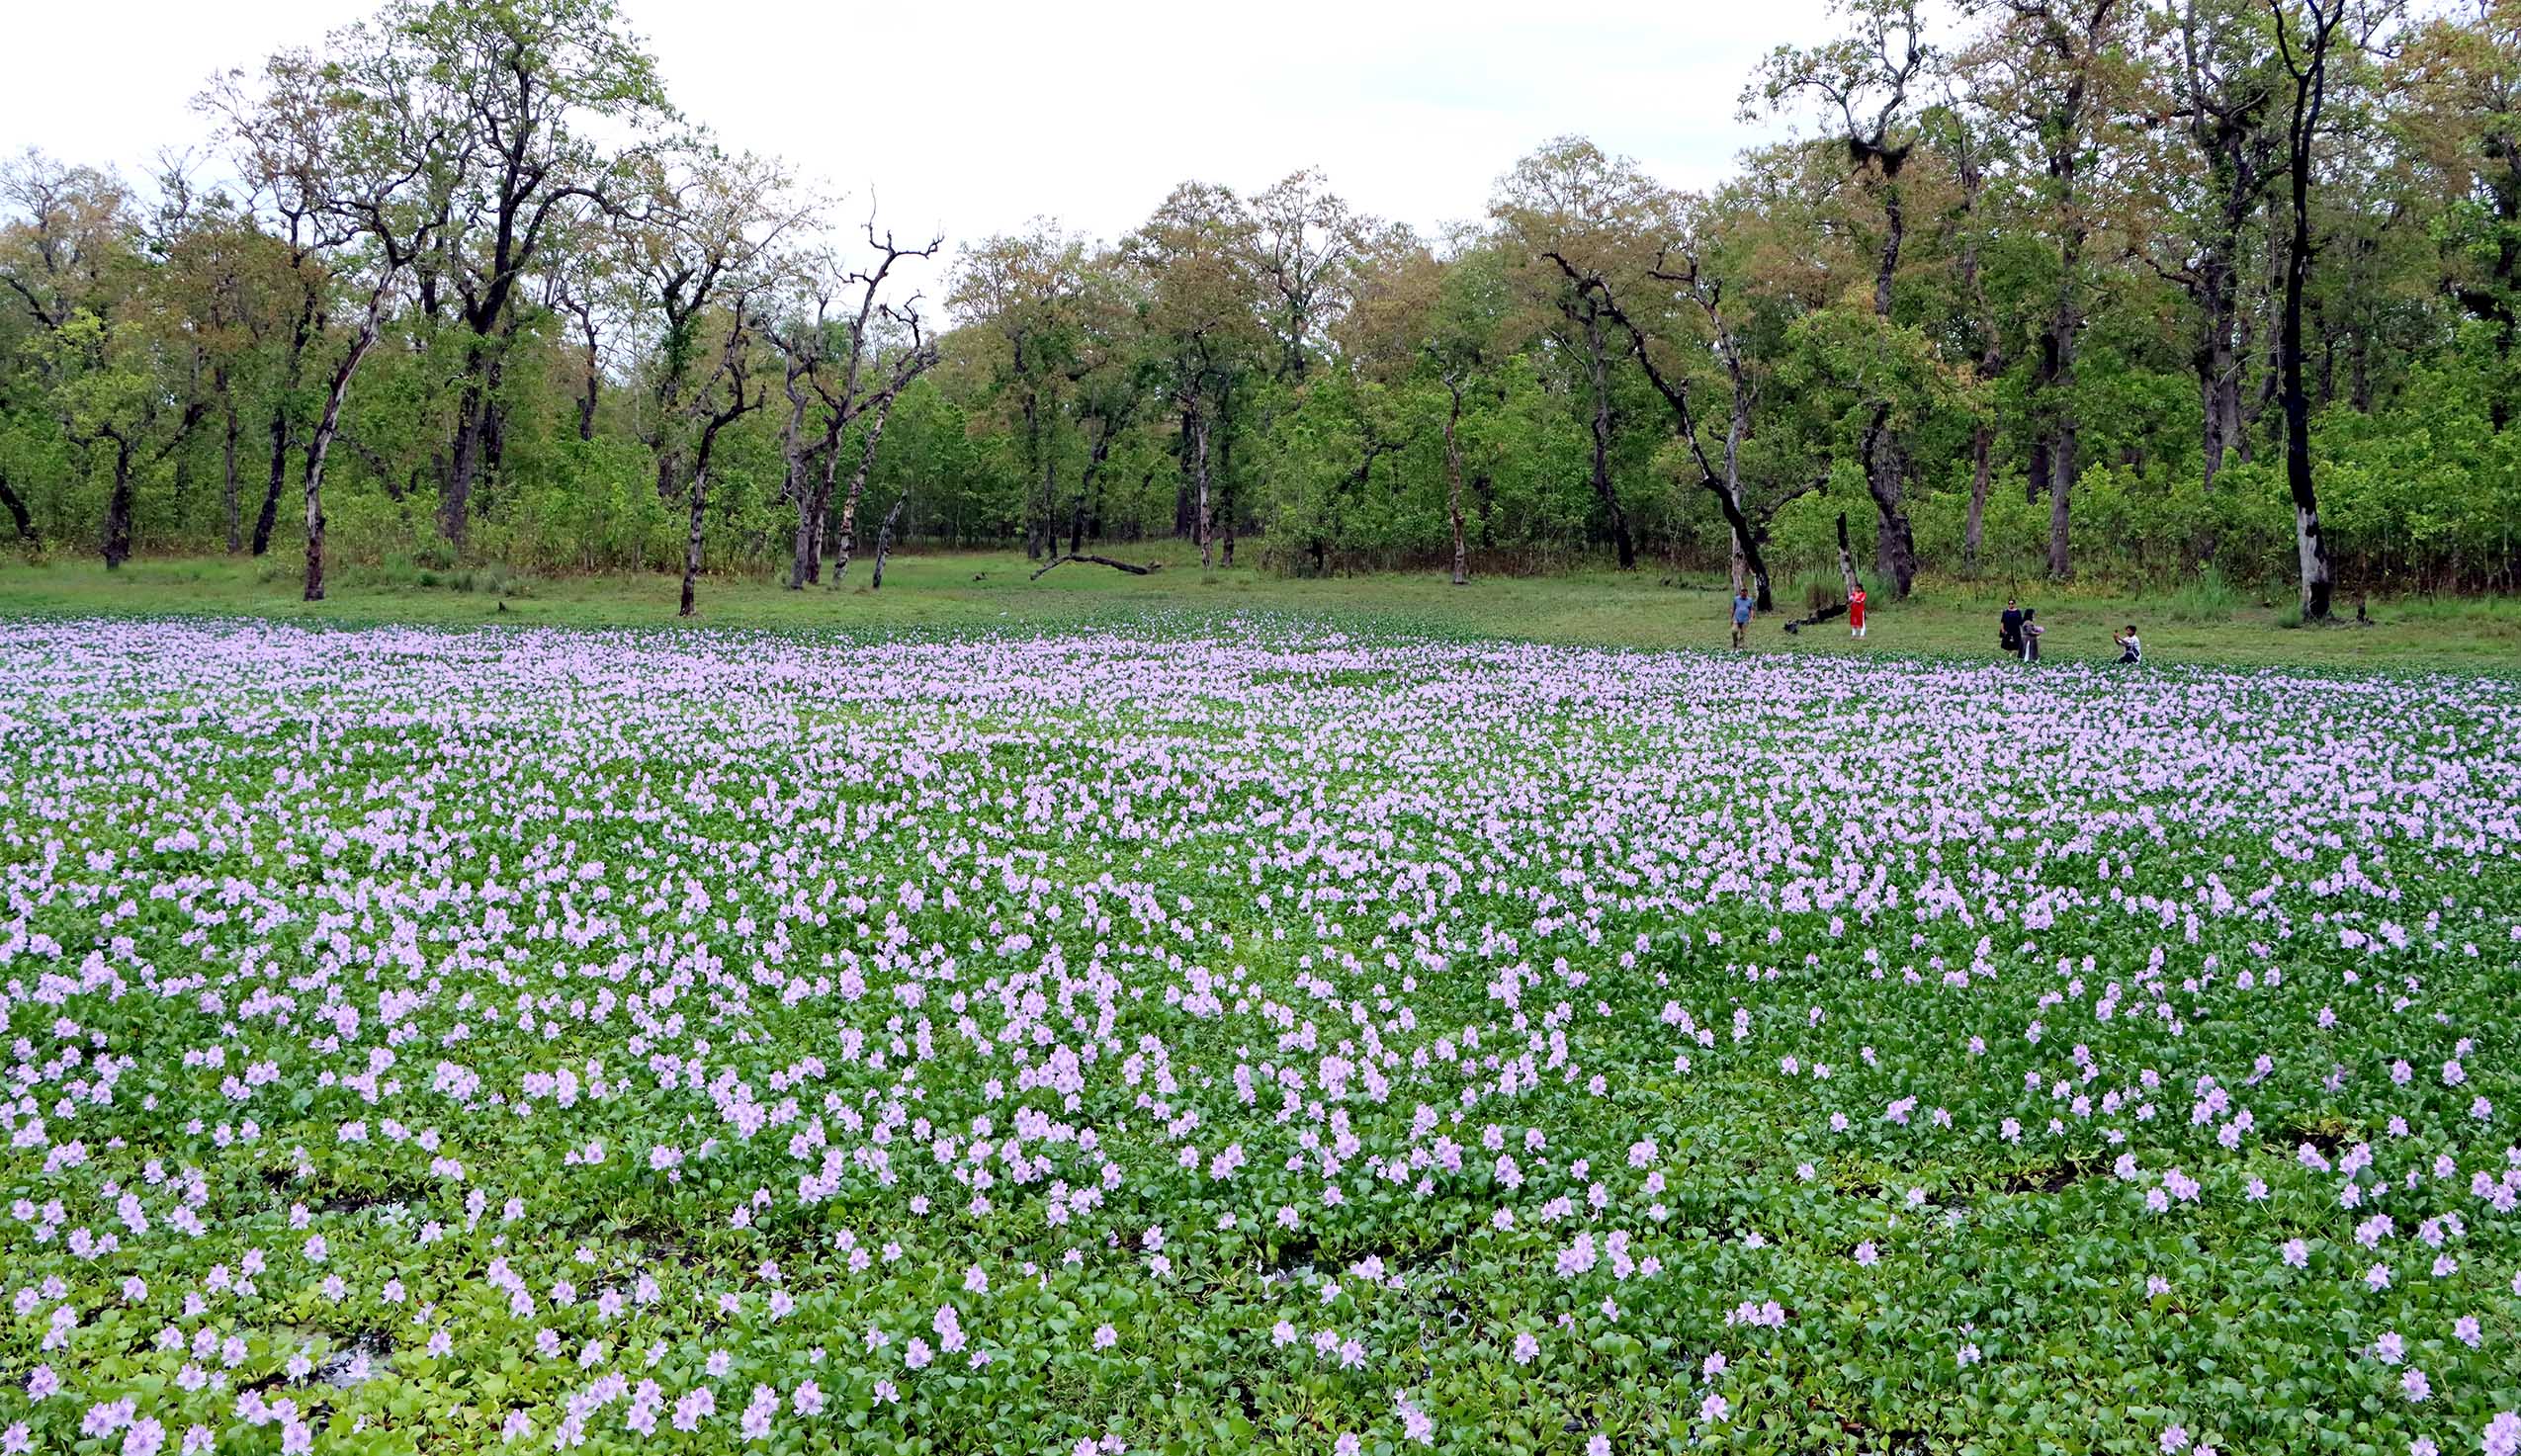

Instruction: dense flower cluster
[1,618,2516,1454]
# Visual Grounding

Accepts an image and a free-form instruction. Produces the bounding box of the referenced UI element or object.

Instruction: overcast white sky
[5,0,1829,261]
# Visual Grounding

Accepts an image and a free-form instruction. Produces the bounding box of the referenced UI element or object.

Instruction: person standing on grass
[1999,597,2024,655]
[1848,584,1868,639]
[2114,623,2142,664]
[1731,587,1755,648]
[2020,608,2043,662]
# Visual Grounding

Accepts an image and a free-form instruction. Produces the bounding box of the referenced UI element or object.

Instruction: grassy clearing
[4,545,2515,673]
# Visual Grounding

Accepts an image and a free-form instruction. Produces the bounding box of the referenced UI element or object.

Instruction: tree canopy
[5,0,2517,612]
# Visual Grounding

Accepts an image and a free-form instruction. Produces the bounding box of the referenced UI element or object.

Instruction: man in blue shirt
[1731,588,1755,648]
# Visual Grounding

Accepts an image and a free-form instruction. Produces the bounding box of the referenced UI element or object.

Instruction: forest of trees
[4,0,2519,616]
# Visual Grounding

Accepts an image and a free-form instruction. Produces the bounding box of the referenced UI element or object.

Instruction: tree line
[3,0,2518,616]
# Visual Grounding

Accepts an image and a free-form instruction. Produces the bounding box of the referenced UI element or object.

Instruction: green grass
[4,543,2517,673]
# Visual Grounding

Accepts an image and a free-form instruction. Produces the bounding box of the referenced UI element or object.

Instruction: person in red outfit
[1848,585,1868,639]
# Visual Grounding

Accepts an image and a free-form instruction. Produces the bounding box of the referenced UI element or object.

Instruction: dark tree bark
[101,437,138,569]
[1184,400,1215,569]
[1031,553,1153,580]
[1953,115,2002,575]
[767,231,940,590]
[1576,305,1637,569]
[2271,0,2342,619]
[1569,249,1774,608]
[444,344,491,550]
[2000,0,2117,581]
[1441,378,1469,586]
[1861,158,1921,598]
[250,409,291,557]
[2168,4,2278,492]
[1965,430,1994,568]
[574,310,601,442]
[678,311,761,619]
[220,395,242,555]
[1070,425,1113,557]
[0,470,36,546]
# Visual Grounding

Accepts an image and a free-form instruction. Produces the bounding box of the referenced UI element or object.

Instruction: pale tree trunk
[1442,382,1468,585]
[870,497,904,589]
[303,291,390,603]
[1835,511,1862,602]
[1189,404,1213,570]
[826,389,902,585]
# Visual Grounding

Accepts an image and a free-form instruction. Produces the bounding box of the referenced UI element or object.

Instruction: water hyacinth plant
[0,617,2516,1455]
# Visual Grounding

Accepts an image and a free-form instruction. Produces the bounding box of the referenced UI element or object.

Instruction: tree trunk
[2038,279,2083,580]
[1022,390,1047,561]
[251,405,290,557]
[870,497,904,589]
[0,471,36,546]
[788,436,839,591]
[303,293,389,603]
[479,353,508,487]
[826,389,902,585]
[2278,9,2337,620]
[2047,421,2076,580]
[2200,247,2243,488]
[443,349,488,553]
[220,398,241,555]
[1835,511,1861,601]
[102,440,136,569]
[1859,176,1919,598]
[1072,430,1111,557]
[679,469,709,618]
[577,323,600,443]
[1964,424,1993,569]
[1442,385,1468,585]
[1861,403,1918,597]
[1580,309,1636,569]
[1190,403,1213,570]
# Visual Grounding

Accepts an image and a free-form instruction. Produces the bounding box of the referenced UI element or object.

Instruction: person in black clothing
[1998,598,2024,655]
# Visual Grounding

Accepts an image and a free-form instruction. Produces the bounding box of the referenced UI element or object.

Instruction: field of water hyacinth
[1,617,2518,1456]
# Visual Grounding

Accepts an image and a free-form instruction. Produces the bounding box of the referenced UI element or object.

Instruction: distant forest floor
[4,545,2516,675]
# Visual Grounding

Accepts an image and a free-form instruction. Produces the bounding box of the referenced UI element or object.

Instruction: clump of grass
[449,563,535,597]
[2164,567,2241,623]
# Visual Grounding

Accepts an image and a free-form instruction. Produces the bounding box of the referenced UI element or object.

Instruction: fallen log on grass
[1031,554,1160,581]
[1781,602,1849,635]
